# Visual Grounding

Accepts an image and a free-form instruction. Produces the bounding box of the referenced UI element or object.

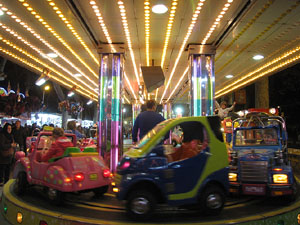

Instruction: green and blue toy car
[113,116,229,220]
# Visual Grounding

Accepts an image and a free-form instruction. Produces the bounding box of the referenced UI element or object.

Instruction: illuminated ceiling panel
[0,0,299,103]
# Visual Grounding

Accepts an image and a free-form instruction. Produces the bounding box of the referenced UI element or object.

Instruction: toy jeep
[229,115,297,199]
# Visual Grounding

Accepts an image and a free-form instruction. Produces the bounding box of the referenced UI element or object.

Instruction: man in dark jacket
[132,100,165,144]
[12,120,26,153]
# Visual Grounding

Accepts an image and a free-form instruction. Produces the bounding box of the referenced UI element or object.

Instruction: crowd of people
[0,120,91,186]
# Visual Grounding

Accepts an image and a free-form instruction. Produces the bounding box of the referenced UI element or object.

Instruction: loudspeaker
[141,66,165,93]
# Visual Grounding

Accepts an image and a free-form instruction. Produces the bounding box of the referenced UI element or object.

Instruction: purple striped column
[98,44,125,172]
[132,102,141,125]
[188,45,216,116]
[163,102,172,144]
[163,102,172,119]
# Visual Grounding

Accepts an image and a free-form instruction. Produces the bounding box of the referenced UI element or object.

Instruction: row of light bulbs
[0,45,97,101]
[160,0,178,69]
[159,0,207,103]
[117,1,140,86]
[88,1,136,102]
[217,54,300,98]
[124,72,137,100]
[144,0,151,67]
[16,0,232,104]
[201,1,233,44]
[0,1,137,104]
[216,45,300,97]
[90,1,116,53]
[215,0,274,62]
[166,67,189,102]
[0,34,97,99]
[46,0,99,66]
[0,20,97,98]
[160,0,233,104]
[216,0,300,75]
[154,0,178,102]
[16,0,98,82]
[0,2,98,91]
[0,1,100,101]
[5,0,286,105]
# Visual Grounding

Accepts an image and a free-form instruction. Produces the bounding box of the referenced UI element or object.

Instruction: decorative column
[163,102,172,119]
[163,102,172,144]
[132,102,141,125]
[61,109,68,129]
[188,45,216,116]
[255,77,269,108]
[98,44,124,172]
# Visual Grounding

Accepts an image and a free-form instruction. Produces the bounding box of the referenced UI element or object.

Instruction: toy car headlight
[229,173,237,182]
[113,187,119,193]
[269,108,276,114]
[273,174,288,184]
[237,111,244,117]
[225,122,232,127]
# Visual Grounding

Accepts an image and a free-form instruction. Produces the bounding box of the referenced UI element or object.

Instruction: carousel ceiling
[0,0,299,104]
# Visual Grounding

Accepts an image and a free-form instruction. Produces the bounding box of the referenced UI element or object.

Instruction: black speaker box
[141,66,165,93]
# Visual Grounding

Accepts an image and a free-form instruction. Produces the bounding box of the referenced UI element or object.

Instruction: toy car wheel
[126,190,157,220]
[47,188,64,205]
[285,176,298,202]
[14,172,28,195]
[199,185,225,215]
[93,185,109,197]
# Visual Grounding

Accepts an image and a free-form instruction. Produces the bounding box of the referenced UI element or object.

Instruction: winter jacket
[12,127,26,151]
[0,133,14,164]
[132,111,165,142]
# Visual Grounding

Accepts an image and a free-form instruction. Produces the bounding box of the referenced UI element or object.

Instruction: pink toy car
[13,131,112,205]
[25,136,37,151]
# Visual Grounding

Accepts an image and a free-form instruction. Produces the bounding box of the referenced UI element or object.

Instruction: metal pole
[42,90,45,104]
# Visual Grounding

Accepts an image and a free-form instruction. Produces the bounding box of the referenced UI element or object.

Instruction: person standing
[0,123,17,185]
[215,100,236,120]
[132,100,165,144]
[12,120,26,153]
[65,120,85,139]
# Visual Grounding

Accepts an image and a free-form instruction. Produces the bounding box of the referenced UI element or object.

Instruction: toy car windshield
[37,135,53,150]
[136,123,166,148]
[235,127,279,146]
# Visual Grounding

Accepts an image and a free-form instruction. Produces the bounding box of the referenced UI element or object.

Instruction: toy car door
[30,134,52,180]
[163,121,210,198]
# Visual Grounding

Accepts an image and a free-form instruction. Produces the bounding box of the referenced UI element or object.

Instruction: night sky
[269,63,300,143]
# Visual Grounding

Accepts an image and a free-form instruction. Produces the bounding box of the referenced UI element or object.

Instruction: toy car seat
[48,147,81,162]
[83,147,97,152]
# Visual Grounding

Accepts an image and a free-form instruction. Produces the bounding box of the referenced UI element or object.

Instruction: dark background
[269,63,300,146]
[0,56,95,120]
